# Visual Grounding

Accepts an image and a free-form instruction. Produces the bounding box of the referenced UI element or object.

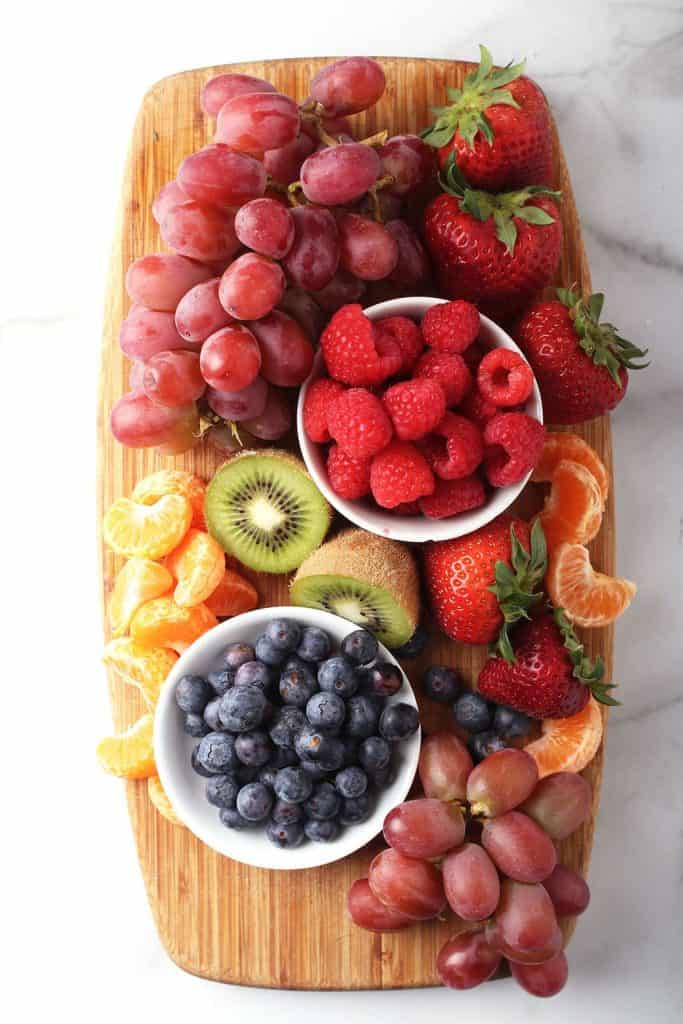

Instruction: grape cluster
[347,734,592,998]
[111,58,434,456]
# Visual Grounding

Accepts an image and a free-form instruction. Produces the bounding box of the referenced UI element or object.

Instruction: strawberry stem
[557,288,649,386]
[489,520,547,662]
[552,606,620,706]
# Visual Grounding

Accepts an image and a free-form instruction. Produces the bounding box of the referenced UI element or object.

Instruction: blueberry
[304,781,341,821]
[196,731,239,773]
[341,629,378,667]
[370,760,396,790]
[344,695,379,739]
[469,731,507,762]
[264,618,302,653]
[296,625,331,663]
[318,657,359,699]
[184,712,210,737]
[454,692,492,733]
[493,705,533,739]
[358,736,391,773]
[340,735,360,767]
[273,766,313,804]
[236,782,273,821]
[279,664,317,708]
[316,737,346,771]
[295,726,342,767]
[234,660,274,693]
[257,765,278,789]
[255,634,287,666]
[360,662,402,699]
[224,642,256,671]
[237,764,260,785]
[219,807,250,830]
[269,706,307,748]
[379,703,419,743]
[423,665,461,704]
[235,730,272,767]
[203,697,223,732]
[266,820,305,848]
[206,773,240,809]
[272,799,304,825]
[335,765,368,799]
[191,744,215,777]
[304,818,340,842]
[282,654,309,675]
[268,746,299,770]
[175,674,212,714]
[339,791,372,825]
[300,760,330,781]
[219,686,268,732]
[208,668,234,697]
[391,625,428,659]
[306,691,346,732]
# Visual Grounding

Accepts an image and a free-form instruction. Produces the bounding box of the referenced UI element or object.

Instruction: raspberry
[327,388,393,460]
[327,444,371,499]
[370,441,435,509]
[383,379,446,441]
[459,387,499,427]
[302,378,346,443]
[418,475,486,519]
[462,340,488,372]
[390,500,421,516]
[483,412,546,487]
[414,351,472,406]
[421,300,480,354]
[433,412,484,479]
[321,304,401,386]
[375,316,424,373]
[477,348,534,407]
[375,334,403,377]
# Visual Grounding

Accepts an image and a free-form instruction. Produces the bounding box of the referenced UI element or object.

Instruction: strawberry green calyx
[552,606,620,706]
[489,520,547,662]
[557,288,649,387]
[422,45,525,150]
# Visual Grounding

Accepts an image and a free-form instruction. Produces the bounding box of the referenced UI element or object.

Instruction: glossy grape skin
[264,132,315,185]
[520,772,592,841]
[200,324,261,391]
[217,253,285,322]
[466,748,539,818]
[160,201,240,263]
[119,305,189,360]
[310,57,386,116]
[242,386,292,440]
[142,350,205,407]
[110,391,198,451]
[248,310,314,387]
[234,198,295,259]
[278,287,326,343]
[300,143,380,206]
[178,144,266,209]
[201,73,277,117]
[283,206,340,291]
[486,880,562,965]
[542,864,590,917]
[125,254,213,312]
[418,731,473,802]
[386,220,431,287]
[368,848,446,920]
[312,269,365,312]
[510,952,568,998]
[379,134,434,195]
[436,932,502,990]
[174,278,233,345]
[338,214,399,281]
[442,843,501,921]
[346,878,413,933]
[482,811,557,884]
[206,376,268,422]
[152,181,188,223]
[215,92,299,156]
[383,799,465,859]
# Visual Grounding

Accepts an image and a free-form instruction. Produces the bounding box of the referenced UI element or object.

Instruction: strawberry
[423,158,562,321]
[422,46,553,192]
[515,289,648,424]
[477,606,618,719]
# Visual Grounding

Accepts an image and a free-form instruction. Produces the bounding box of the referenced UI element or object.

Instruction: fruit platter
[98,54,644,994]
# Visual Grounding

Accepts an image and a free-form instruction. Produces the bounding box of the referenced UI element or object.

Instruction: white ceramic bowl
[154,606,421,871]
[297,296,543,543]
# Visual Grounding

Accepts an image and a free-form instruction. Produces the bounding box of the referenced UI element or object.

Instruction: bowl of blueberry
[154,607,421,869]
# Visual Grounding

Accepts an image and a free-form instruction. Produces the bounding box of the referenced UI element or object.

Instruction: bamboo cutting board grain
[98,57,613,989]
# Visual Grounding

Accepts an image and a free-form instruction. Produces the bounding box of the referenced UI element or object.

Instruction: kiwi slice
[290,529,419,647]
[205,450,331,574]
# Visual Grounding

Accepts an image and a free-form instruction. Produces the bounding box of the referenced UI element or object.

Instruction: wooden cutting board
[98,56,613,989]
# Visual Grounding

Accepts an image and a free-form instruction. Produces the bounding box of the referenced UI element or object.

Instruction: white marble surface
[2,1,682,1020]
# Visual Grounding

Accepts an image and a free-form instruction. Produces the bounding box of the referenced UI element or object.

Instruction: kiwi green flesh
[206,456,330,574]
[290,573,413,648]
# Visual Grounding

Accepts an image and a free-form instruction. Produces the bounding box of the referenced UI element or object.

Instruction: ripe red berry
[327,388,393,460]
[422,300,480,354]
[383,379,446,441]
[419,475,486,519]
[433,412,485,479]
[321,304,402,386]
[303,378,346,443]
[414,350,472,406]
[370,441,435,508]
[327,444,372,499]
[477,348,534,407]
[374,315,424,373]
[459,387,499,427]
[483,412,545,486]
[462,340,488,372]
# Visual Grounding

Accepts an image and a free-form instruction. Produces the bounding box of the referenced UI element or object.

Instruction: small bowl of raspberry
[297,296,544,543]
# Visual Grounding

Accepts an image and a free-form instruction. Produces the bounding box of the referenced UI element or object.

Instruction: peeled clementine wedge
[537,460,604,551]
[97,714,156,779]
[108,558,174,636]
[103,494,192,559]
[524,698,603,778]
[103,637,178,708]
[165,528,226,608]
[547,542,636,628]
[205,568,259,617]
[130,596,218,653]
[132,469,207,530]
[148,774,183,826]
[533,433,609,501]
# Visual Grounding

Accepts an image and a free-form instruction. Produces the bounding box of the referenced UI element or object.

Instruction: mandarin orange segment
[165,528,226,608]
[108,558,174,637]
[205,568,259,617]
[132,469,207,530]
[96,714,156,779]
[524,698,604,778]
[148,774,183,826]
[103,494,192,559]
[547,542,637,628]
[532,432,609,501]
[130,596,218,654]
[103,637,178,708]
[537,459,604,551]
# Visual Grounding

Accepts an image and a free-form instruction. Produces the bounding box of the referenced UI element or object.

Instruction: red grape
[300,143,380,205]
[418,731,473,802]
[482,811,557,884]
[466,748,539,817]
[218,253,285,321]
[174,278,233,345]
[234,198,295,259]
[248,310,314,386]
[358,190,403,222]
[310,57,386,116]
[338,213,399,280]
[436,932,502,990]
[368,849,446,920]
[312,269,365,312]
[178,144,267,209]
[206,376,268,422]
[383,799,465,859]
[125,254,213,311]
[160,201,240,263]
[119,305,189,360]
[201,73,276,117]
[442,843,501,921]
[379,134,433,195]
[263,132,315,185]
[110,391,198,451]
[386,220,430,287]
[278,287,326,342]
[200,324,261,391]
[242,386,293,440]
[510,952,568,998]
[520,772,592,841]
[282,206,339,291]
[346,878,413,933]
[142,350,205,407]
[215,92,299,156]
[542,864,590,917]
[129,360,146,390]
[486,880,562,965]
[152,181,188,223]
